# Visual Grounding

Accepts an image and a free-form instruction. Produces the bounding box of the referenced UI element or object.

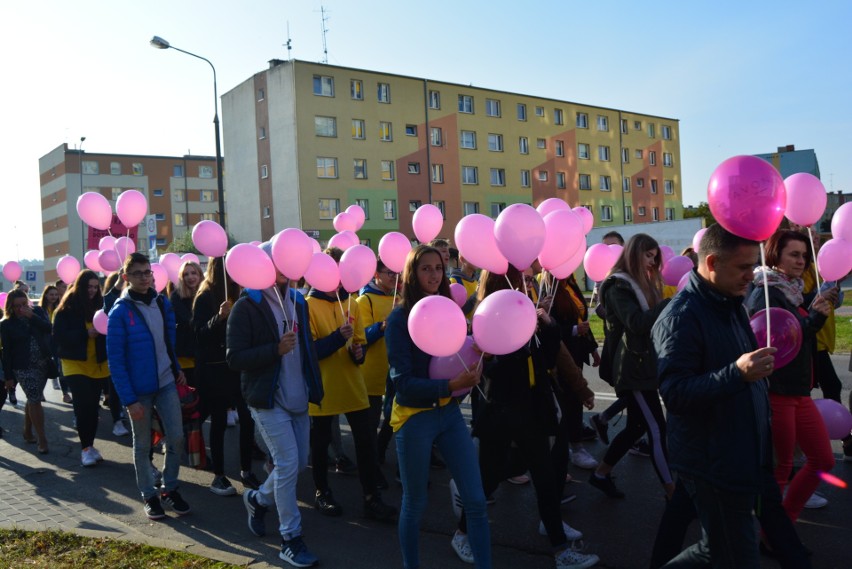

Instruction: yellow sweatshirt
[803,269,836,352]
[355,285,395,396]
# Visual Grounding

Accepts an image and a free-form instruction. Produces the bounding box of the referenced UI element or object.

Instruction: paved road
[0,355,850,568]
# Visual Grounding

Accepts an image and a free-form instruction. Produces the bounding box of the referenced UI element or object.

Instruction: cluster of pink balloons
[75,189,149,279]
[583,243,622,282]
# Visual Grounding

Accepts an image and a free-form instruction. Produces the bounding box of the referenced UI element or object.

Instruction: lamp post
[79,136,86,257]
[150,36,226,233]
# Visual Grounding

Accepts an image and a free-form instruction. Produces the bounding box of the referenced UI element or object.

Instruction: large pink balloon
[56,255,81,285]
[114,236,136,260]
[76,192,113,230]
[272,228,315,280]
[472,289,538,355]
[676,272,691,292]
[159,253,182,284]
[538,209,583,270]
[550,237,587,279]
[692,228,707,253]
[660,245,675,265]
[345,204,366,230]
[226,243,276,290]
[707,155,786,242]
[455,214,508,275]
[816,238,852,281]
[572,207,594,235]
[830,202,852,242]
[813,398,852,440]
[784,173,827,227]
[0,293,7,309]
[115,189,148,227]
[180,253,199,265]
[84,250,103,273]
[328,230,360,251]
[192,220,228,257]
[378,232,412,273]
[749,307,802,369]
[304,253,340,293]
[583,243,619,282]
[98,250,121,273]
[661,256,694,286]
[449,283,467,309]
[408,295,467,357]
[428,336,480,397]
[536,198,571,218]
[494,203,546,270]
[99,236,116,252]
[93,309,109,335]
[150,263,169,293]
[412,204,444,244]
[333,212,358,232]
[311,239,322,254]
[339,245,377,293]
[2,261,22,282]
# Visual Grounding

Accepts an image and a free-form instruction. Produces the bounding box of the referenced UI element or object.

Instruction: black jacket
[1,310,52,379]
[653,271,771,494]
[53,308,107,362]
[192,289,227,365]
[169,291,197,359]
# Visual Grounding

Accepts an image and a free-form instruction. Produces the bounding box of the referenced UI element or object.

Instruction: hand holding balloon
[278,330,297,356]
[736,347,777,382]
[448,364,481,393]
[338,323,354,340]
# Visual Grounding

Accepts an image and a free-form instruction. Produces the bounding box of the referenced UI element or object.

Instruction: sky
[2,0,850,263]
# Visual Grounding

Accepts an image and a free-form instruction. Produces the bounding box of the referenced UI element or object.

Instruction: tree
[165,231,199,254]
[683,202,716,227]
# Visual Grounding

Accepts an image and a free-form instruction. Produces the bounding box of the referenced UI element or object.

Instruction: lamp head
[150,36,170,49]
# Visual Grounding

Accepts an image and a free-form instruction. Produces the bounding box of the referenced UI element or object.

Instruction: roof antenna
[284,21,293,60]
[319,6,329,64]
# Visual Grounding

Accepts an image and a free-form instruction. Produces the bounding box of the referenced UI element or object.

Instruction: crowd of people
[0,221,850,569]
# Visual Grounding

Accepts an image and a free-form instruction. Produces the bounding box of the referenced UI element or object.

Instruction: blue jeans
[128,383,184,500]
[251,405,310,540]
[396,402,491,569]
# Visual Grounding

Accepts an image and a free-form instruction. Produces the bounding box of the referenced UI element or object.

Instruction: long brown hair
[4,289,28,319]
[194,256,239,308]
[608,233,662,308]
[549,274,588,323]
[55,269,103,321]
[400,245,451,310]
[476,265,522,304]
[39,284,60,314]
[175,261,204,300]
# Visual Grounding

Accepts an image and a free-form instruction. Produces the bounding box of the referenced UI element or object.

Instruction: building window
[462,166,478,185]
[431,164,444,183]
[259,126,266,139]
[538,170,548,182]
[664,179,674,194]
[379,121,393,141]
[490,202,506,218]
[460,130,477,149]
[598,145,610,161]
[621,148,630,163]
[536,138,546,149]
[556,172,566,189]
[576,112,588,128]
[377,82,391,103]
[318,198,341,220]
[173,165,184,177]
[517,103,527,121]
[555,140,564,157]
[430,127,442,146]
[579,174,591,190]
[665,207,675,221]
[653,207,660,221]
[409,200,422,212]
[154,213,166,221]
[350,79,363,100]
[174,213,186,226]
[458,94,474,113]
[82,161,99,174]
[200,190,214,202]
[487,133,503,152]
[428,90,440,109]
[464,202,480,215]
[257,88,265,101]
[623,177,631,193]
[663,152,673,167]
[263,206,271,219]
[485,99,501,117]
[316,157,338,178]
[383,199,397,220]
[578,143,590,160]
[636,178,645,188]
[109,187,122,200]
[199,165,214,178]
[634,120,642,130]
[662,125,672,140]
[381,160,395,181]
[620,119,629,134]
[650,179,658,194]
[490,168,506,186]
[356,199,370,219]
[407,162,420,174]
[352,119,365,139]
[519,137,529,154]
[625,205,633,222]
[535,106,544,117]
[648,123,656,138]
[405,124,417,136]
[520,170,531,187]
[110,162,121,175]
[153,189,164,197]
[314,116,337,137]
[173,189,185,202]
[635,149,643,159]
[199,213,216,221]
[601,205,613,222]
[354,159,367,180]
[600,175,612,191]
[649,151,657,166]
[132,163,144,175]
[434,200,446,218]
[638,206,646,216]
[597,115,609,131]
[312,75,334,97]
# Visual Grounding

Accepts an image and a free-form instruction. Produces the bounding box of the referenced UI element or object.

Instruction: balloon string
[392,274,399,308]
[273,285,289,331]
[535,270,546,309]
[504,274,513,289]
[222,256,228,302]
[456,352,470,373]
[759,242,772,349]
[806,227,822,296]
[335,290,346,320]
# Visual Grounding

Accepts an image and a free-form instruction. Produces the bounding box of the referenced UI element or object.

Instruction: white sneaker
[227,409,238,427]
[450,530,475,564]
[804,491,828,509]
[112,421,130,437]
[81,448,97,467]
[539,520,583,541]
[90,447,104,462]
[449,478,463,520]
[555,547,599,569]
[570,448,598,470]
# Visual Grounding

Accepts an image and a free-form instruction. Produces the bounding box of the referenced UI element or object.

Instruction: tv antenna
[319,6,329,64]
[284,21,292,60]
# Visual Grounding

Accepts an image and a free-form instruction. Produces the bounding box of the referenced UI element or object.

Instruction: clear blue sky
[2,0,850,262]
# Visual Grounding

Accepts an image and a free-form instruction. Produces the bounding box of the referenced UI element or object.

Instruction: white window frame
[649,151,657,166]
[429,90,441,109]
[381,160,395,181]
[665,207,675,221]
[601,205,613,222]
[519,137,529,154]
[556,172,566,189]
[405,124,417,136]
[598,145,610,162]
[664,179,674,194]
[490,168,506,186]
[624,205,633,222]
[462,166,478,185]
[554,108,564,125]
[536,138,546,149]
[600,175,612,191]
[316,157,338,179]
[579,174,591,190]
[653,207,660,221]
[638,206,646,216]
[517,103,527,121]
[314,115,337,137]
[520,170,531,187]
[458,94,474,114]
[199,165,214,178]
[538,170,548,182]
[174,213,186,226]
[313,75,334,97]
[383,199,397,220]
[662,125,672,140]
[350,79,363,100]
[379,121,393,142]
[578,143,590,160]
[431,164,444,184]
[318,198,340,219]
[651,179,658,194]
[555,140,565,157]
[648,123,656,138]
[82,161,99,174]
[463,202,480,215]
[354,158,367,180]
[200,190,214,202]
[596,115,609,131]
[460,130,476,149]
[663,152,673,167]
[485,98,501,117]
[535,106,545,117]
[620,119,629,134]
[377,82,391,103]
[260,165,269,179]
[352,119,366,140]
[576,112,588,128]
[487,133,503,152]
[623,177,631,193]
[430,127,442,146]
[407,162,420,174]
[621,148,629,163]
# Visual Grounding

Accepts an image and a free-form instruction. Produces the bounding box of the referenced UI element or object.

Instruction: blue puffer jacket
[107,290,181,406]
[652,271,771,494]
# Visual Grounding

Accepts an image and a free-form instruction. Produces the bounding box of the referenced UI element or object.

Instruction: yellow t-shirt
[177,356,195,370]
[390,397,454,432]
[803,269,835,352]
[355,290,395,397]
[61,323,109,379]
[663,285,678,300]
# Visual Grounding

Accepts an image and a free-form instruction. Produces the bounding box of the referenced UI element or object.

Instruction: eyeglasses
[128,270,154,278]
[380,269,398,277]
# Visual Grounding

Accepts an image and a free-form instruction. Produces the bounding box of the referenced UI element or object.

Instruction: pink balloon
[660,245,675,265]
[84,250,103,273]
[304,253,340,293]
[707,155,786,242]
[249,240,262,247]
[114,236,136,260]
[56,255,81,285]
[412,204,444,243]
[2,261,22,282]
[538,209,583,270]
[784,173,827,227]
[272,228,315,280]
[339,245,377,293]
[99,236,116,252]
[345,204,366,230]
[572,207,594,235]
[472,289,537,355]
[550,237,587,279]
[408,295,467,357]
[816,238,852,281]
[192,220,228,257]
[583,243,618,282]
[226,243,276,290]
[328,230,359,251]
[676,272,690,292]
[813,398,852,440]
[830,202,852,243]
[98,250,121,273]
[608,243,623,258]
[494,203,546,270]
[333,212,358,232]
[692,228,707,253]
[181,253,200,265]
[536,197,571,218]
[150,263,169,293]
[749,307,802,369]
[428,336,480,397]
[76,192,113,230]
[93,309,109,335]
[454,214,508,275]
[159,253,182,284]
[311,239,322,254]
[115,189,148,227]
[378,232,412,274]
[449,283,467,308]
[662,256,694,286]
[0,293,7,309]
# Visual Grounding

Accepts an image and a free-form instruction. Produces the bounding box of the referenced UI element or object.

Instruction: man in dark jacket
[226,244,323,569]
[651,224,781,567]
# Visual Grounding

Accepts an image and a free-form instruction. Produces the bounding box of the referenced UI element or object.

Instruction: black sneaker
[589,472,625,499]
[333,454,358,475]
[590,414,610,445]
[364,495,397,521]
[629,439,651,457]
[241,472,262,491]
[210,475,237,496]
[160,490,191,515]
[580,424,598,442]
[144,495,166,520]
[280,535,319,567]
[314,489,343,516]
[243,489,268,537]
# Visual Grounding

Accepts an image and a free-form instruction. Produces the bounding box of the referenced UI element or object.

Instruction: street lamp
[79,136,86,257]
[150,36,226,233]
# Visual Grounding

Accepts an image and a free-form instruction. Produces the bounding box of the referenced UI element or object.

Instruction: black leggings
[603,390,672,485]
[201,362,254,474]
[66,375,106,449]
[311,408,379,497]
